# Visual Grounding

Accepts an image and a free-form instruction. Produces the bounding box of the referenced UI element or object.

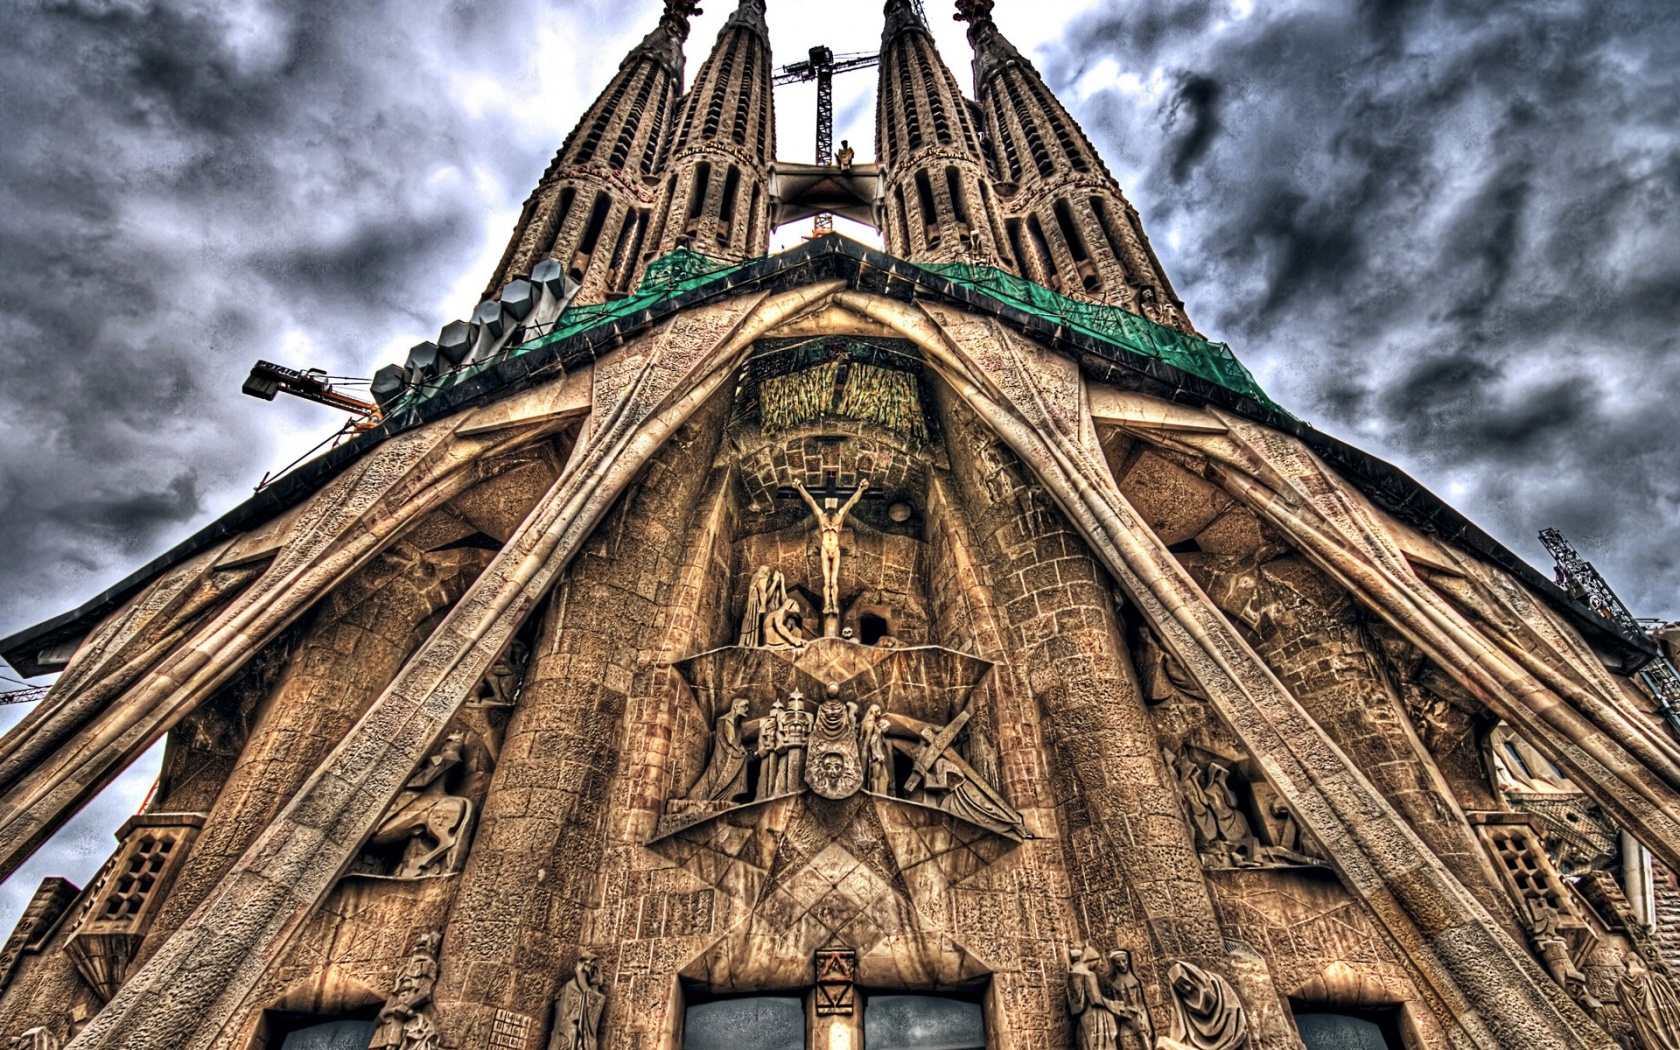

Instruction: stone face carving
[365,733,474,878]
[683,698,751,803]
[372,931,442,1050]
[1067,946,1132,1050]
[805,696,863,799]
[548,952,607,1050]
[1159,961,1248,1050]
[1621,955,1680,1050]
[795,478,870,634]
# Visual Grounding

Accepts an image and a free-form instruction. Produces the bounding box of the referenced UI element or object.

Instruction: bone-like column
[830,291,1608,1050]
[1155,411,1680,876]
[63,282,843,1050]
[432,413,731,1050]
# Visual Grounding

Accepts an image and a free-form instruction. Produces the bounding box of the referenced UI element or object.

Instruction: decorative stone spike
[405,341,441,381]
[473,300,507,339]
[370,364,409,409]
[500,279,536,321]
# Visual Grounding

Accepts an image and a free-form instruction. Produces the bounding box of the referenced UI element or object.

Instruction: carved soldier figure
[470,639,529,709]
[1158,961,1248,1050]
[372,931,442,1050]
[1106,949,1153,1049]
[684,697,751,803]
[1621,955,1680,1050]
[367,733,474,877]
[862,705,894,796]
[756,700,785,800]
[796,477,869,631]
[548,952,607,1050]
[774,694,815,795]
[1068,946,1131,1050]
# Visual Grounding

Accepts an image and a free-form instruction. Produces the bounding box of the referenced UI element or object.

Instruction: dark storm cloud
[1044,0,1680,615]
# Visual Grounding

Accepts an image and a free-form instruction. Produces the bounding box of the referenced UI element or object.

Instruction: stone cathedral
[5,1,1680,1048]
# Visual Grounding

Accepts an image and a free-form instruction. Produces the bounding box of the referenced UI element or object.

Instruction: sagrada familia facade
[2,1,1679,1048]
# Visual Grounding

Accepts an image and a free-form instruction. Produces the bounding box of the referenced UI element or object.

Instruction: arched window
[1294,1007,1405,1050]
[272,1019,377,1050]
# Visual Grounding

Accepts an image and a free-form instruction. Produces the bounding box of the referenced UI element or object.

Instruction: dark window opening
[1026,214,1059,279]
[546,187,578,257]
[860,614,890,646]
[1166,538,1202,555]
[894,186,913,253]
[915,170,940,247]
[945,167,970,229]
[1293,1006,1406,1050]
[1054,199,1101,292]
[1005,218,1029,279]
[864,994,984,1050]
[685,162,712,237]
[571,192,612,280]
[718,165,741,246]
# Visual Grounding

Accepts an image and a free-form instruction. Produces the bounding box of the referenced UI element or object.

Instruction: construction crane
[1540,527,1680,737]
[1,679,49,705]
[774,46,881,233]
[241,360,381,429]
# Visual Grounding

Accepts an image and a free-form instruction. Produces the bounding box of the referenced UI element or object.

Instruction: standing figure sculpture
[1067,946,1132,1050]
[796,478,869,637]
[774,694,815,795]
[548,952,607,1050]
[1621,955,1680,1050]
[684,697,751,803]
[738,567,789,647]
[372,931,442,1050]
[862,705,894,796]
[1159,961,1248,1050]
[1106,949,1152,1049]
[756,700,785,800]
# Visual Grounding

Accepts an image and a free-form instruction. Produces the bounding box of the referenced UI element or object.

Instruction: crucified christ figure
[796,477,870,634]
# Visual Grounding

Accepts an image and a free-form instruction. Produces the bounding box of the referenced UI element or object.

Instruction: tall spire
[955,0,1195,331]
[642,0,776,265]
[482,0,702,304]
[874,0,1012,266]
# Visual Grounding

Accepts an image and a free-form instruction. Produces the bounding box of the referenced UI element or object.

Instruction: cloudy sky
[1,0,1676,931]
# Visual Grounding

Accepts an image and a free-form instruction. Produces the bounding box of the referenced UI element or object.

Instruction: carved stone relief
[372,930,442,1050]
[1621,955,1680,1050]
[1160,961,1249,1050]
[355,733,479,878]
[547,952,606,1050]
[6,1029,59,1050]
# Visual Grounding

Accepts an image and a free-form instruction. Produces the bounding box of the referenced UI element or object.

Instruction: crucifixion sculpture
[792,473,870,637]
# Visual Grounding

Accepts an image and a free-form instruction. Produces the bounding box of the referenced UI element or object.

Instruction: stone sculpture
[796,478,869,634]
[1158,961,1248,1050]
[1165,750,1266,869]
[684,698,751,803]
[806,696,863,799]
[366,733,474,877]
[774,694,815,795]
[761,597,808,650]
[738,567,789,647]
[1106,949,1152,1049]
[1526,899,1592,1006]
[548,951,607,1050]
[755,699,786,801]
[7,1030,59,1050]
[861,705,894,796]
[372,931,442,1050]
[1067,946,1132,1050]
[906,710,1028,838]
[1621,955,1680,1050]
[469,640,529,709]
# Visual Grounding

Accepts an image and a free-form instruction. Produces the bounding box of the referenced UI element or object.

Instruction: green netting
[521,247,754,352]
[917,262,1281,412]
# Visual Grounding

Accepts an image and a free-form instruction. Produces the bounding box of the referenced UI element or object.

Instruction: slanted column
[937,399,1296,1047]
[432,398,729,1049]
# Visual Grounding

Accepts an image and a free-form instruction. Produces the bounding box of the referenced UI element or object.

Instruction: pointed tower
[483,0,701,305]
[874,0,1013,266]
[956,0,1194,331]
[642,0,776,265]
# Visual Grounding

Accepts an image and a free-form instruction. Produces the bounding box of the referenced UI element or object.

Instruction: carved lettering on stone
[1159,961,1248,1050]
[372,931,442,1050]
[548,952,607,1050]
[490,1009,535,1050]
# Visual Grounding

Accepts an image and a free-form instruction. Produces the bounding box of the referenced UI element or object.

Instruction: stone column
[938,399,1296,1047]
[432,398,729,1049]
